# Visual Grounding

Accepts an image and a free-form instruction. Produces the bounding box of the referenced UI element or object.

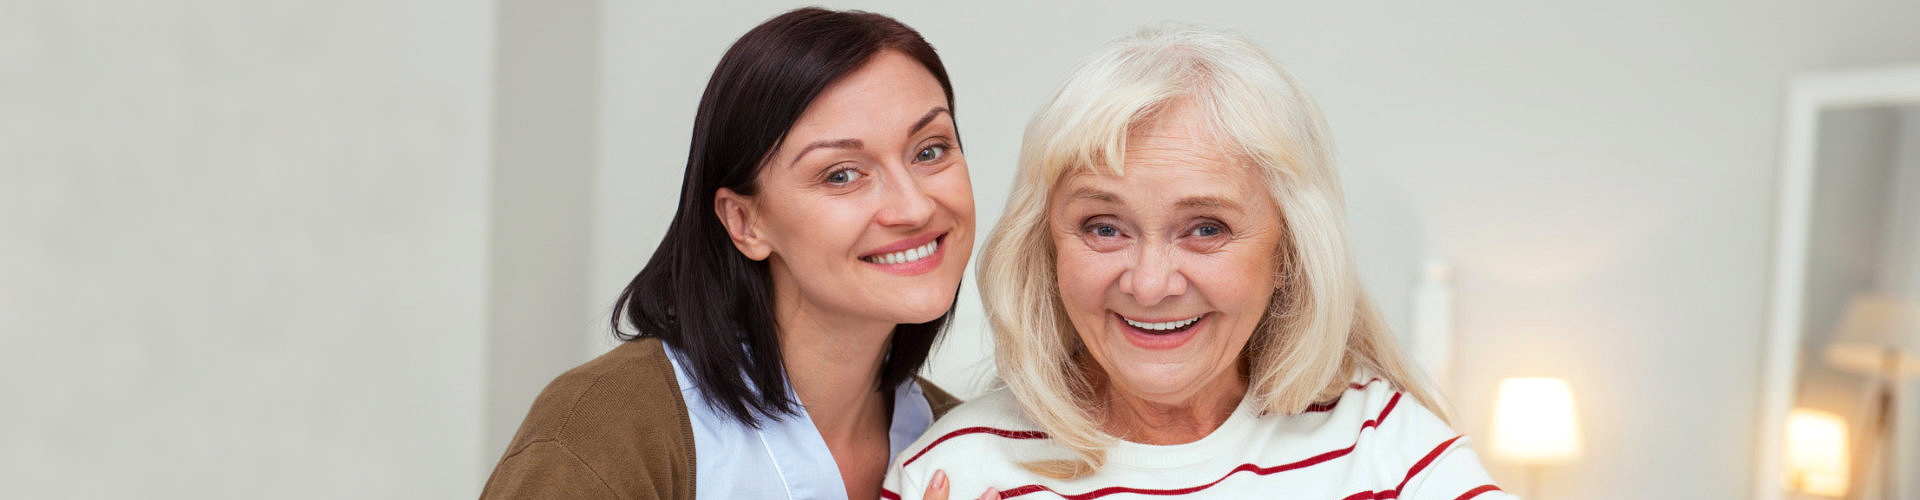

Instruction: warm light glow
[1489,377,1582,464]
[1784,408,1849,497]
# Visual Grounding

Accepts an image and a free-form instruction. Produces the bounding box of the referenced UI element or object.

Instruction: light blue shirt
[666,346,936,499]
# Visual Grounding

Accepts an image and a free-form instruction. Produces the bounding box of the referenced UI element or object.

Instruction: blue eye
[826,168,863,186]
[1089,224,1120,237]
[915,145,947,162]
[1191,224,1225,237]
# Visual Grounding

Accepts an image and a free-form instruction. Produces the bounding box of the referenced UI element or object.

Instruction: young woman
[482,8,974,500]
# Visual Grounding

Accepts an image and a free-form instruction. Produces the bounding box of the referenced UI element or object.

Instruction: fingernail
[981,487,1000,500]
[933,469,948,489]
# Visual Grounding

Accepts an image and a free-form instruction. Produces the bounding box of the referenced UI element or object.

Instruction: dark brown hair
[611,8,958,427]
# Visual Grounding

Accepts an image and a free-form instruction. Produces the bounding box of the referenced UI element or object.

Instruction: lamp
[1785,408,1850,497]
[1824,294,1920,375]
[1821,293,1920,500]
[1489,377,1582,498]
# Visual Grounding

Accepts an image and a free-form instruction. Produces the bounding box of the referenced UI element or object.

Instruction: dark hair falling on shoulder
[610,8,958,427]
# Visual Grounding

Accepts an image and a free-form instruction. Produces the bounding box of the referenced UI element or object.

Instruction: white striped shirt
[884,377,1514,499]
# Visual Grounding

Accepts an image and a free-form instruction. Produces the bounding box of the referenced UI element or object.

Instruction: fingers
[919,469,1000,500]
[921,469,949,500]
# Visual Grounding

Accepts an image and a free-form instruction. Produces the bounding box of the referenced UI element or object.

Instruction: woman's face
[719,50,974,329]
[1048,101,1283,408]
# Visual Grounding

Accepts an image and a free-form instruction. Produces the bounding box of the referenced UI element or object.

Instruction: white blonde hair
[976,25,1444,478]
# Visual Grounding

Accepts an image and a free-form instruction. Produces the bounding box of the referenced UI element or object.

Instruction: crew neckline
[1104,391,1258,469]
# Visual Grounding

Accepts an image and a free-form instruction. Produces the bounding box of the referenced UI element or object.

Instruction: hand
[920,470,1001,500]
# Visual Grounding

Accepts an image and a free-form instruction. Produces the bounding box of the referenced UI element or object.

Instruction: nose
[1119,239,1187,307]
[874,166,936,228]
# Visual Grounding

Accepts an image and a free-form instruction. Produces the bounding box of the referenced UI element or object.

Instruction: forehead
[780,51,950,143]
[1053,106,1264,205]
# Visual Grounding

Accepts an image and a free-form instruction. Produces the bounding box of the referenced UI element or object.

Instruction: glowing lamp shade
[1784,408,1849,497]
[1823,293,1920,376]
[1489,377,1582,464]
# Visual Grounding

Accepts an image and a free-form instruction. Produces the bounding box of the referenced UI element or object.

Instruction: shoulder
[920,387,1034,440]
[887,389,1049,499]
[1338,375,1454,445]
[483,337,694,499]
[1293,375,1454,448]
[895,388,1043,471]
[1313,376,1509,499]
[514,337,691,445]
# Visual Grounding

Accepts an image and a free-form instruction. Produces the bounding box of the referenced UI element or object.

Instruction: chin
[888,290,958,324]
[1109,364,1207,401]
[897,301,956,324]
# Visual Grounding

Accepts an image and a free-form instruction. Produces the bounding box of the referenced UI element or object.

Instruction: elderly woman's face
[1049,101,1283,408]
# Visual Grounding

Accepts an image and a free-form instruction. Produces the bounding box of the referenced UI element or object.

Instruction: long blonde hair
[975,25,1445,478]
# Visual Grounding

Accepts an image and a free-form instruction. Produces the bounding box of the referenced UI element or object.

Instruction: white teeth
[865,239,939,265]
[1123,314,1203,331]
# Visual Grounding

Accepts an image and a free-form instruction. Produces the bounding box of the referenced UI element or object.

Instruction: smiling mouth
[1120,313,1206,335]
[860,234,943,265]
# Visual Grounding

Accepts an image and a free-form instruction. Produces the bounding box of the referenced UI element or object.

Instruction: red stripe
[993,392,1406,499]
[1453,485,1503,500]
[1338,435,1465,500]
[880,489,901,500]
[901,426,1049,467]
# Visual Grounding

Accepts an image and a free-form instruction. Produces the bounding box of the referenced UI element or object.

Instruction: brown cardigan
[479,337,962,499]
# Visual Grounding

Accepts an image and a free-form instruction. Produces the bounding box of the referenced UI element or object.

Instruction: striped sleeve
[1361,394,1514,500]
[1397,437,1515,500]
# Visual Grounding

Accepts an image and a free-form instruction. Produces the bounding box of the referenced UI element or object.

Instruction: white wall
[485,0,598,476]
[0,1,491,497]
[593,1,1920,499]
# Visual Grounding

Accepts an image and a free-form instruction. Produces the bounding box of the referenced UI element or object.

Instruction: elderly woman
[885,27,1511,499]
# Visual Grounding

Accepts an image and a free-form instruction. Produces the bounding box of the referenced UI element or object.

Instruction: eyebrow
[1175,195,1243,212]
[791,138,864,164]
[788,107,953,165]
[908,107,951,136]
[1069,186,1120,204]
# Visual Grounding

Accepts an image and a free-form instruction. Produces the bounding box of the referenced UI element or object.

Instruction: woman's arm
[480,440,623,499]
[1366,392,1514,500]
[1392,436,1516,500]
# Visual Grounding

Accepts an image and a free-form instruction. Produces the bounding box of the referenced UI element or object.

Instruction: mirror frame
[1756,63,1920,500]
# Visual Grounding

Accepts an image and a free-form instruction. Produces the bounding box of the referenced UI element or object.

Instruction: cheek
[1052,239,1123,317]
[762,195,868,261]
[1188,250,1279,322]
[930,165,975,223]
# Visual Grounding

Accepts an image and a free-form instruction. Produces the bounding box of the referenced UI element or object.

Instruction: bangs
[1017,36,1297,196]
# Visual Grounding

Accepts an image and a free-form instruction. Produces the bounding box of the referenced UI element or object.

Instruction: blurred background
[5,0,1920,498]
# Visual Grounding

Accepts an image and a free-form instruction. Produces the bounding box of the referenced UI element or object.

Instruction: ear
[715,187,773,261]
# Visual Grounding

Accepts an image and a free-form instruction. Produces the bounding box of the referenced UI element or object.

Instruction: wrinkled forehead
[1045,104,1266,204]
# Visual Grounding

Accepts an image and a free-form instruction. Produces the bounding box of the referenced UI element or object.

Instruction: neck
[771,272,896,442]
[1097,365,1248,445]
